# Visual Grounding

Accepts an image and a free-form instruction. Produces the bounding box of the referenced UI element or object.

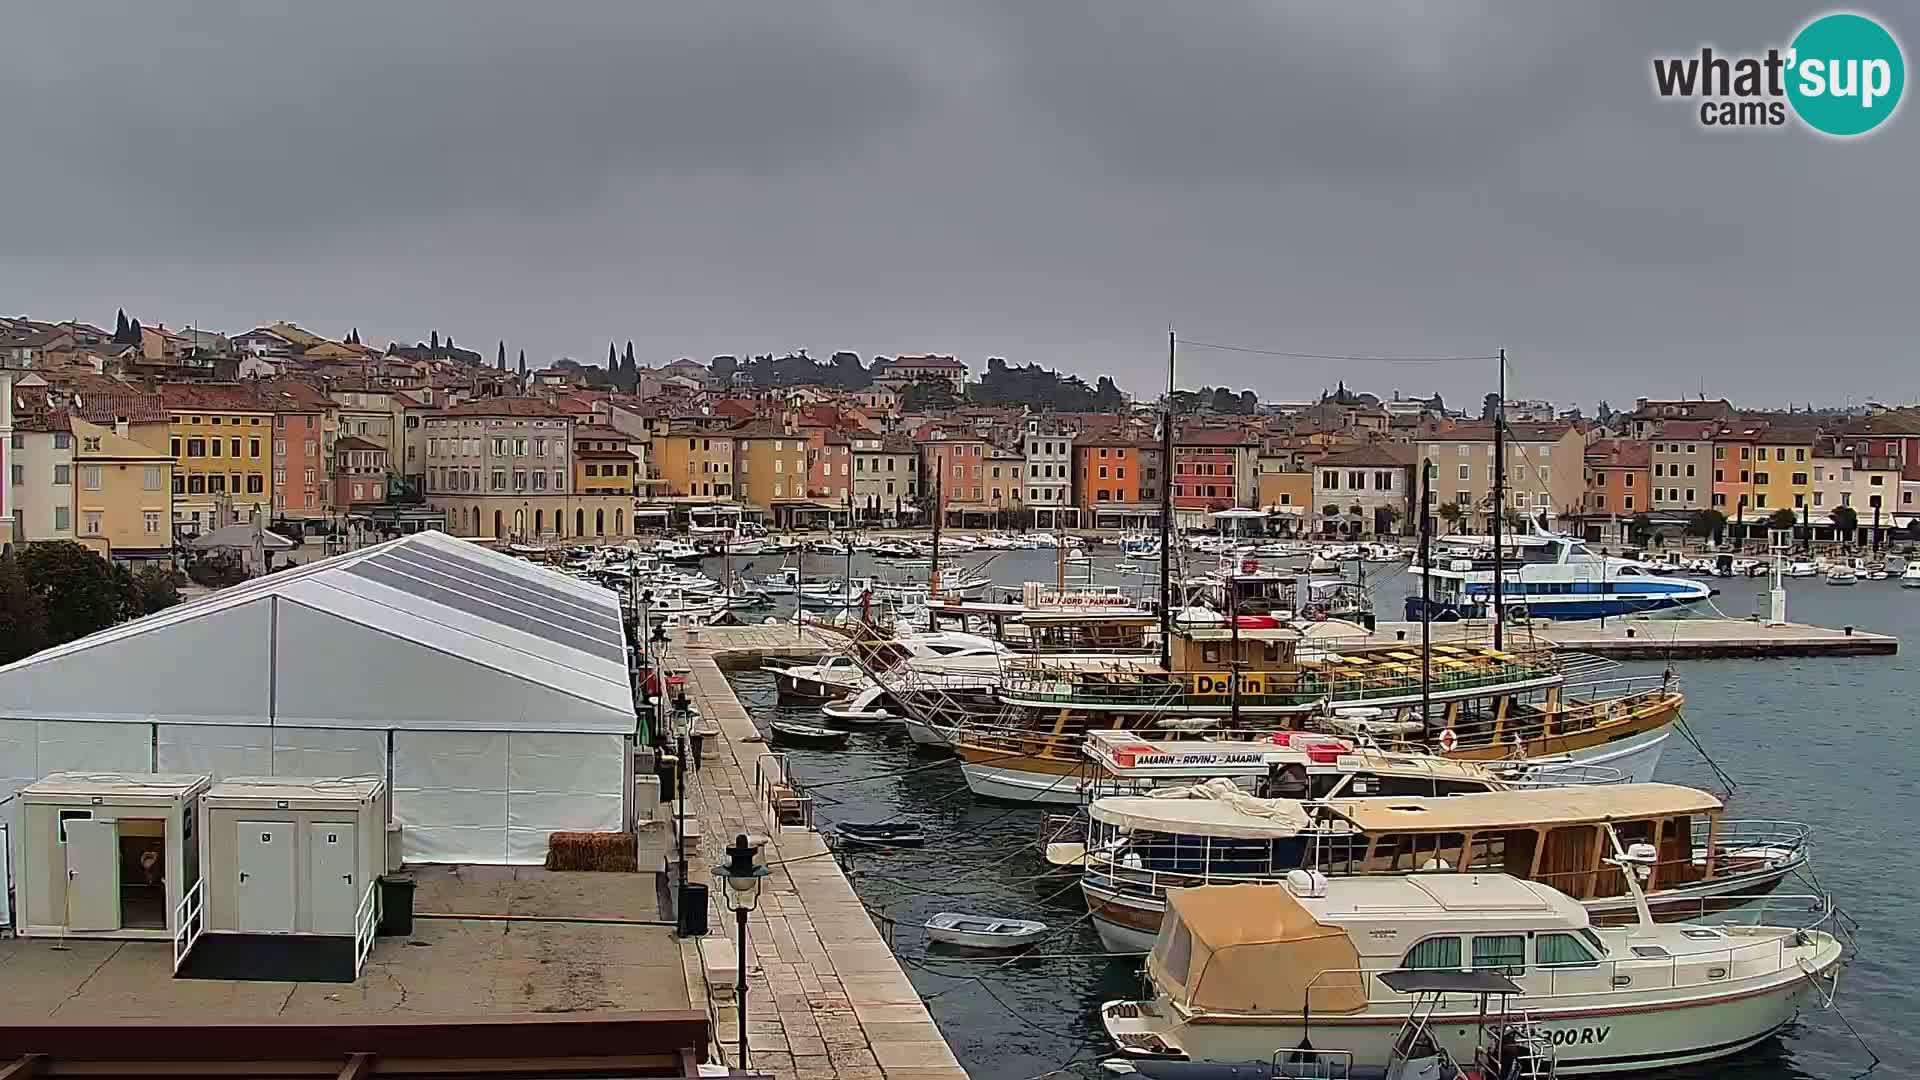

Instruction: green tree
[1437,502,1464,534]
[498,340,507,370]
[1766,508,1799,533]
[1627,511,1652,546]
[131,565,186,614]
[114,308,130,342]
[16,541,137,646]
[1829,504,1859,540]
[518,349,527,376]
[1686,508,1726,540]
[899,378,960,412]
[0,549,50,664]
[431,330,439,351]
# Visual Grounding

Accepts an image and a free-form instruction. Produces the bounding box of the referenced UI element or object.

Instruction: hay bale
[545,830,639,872]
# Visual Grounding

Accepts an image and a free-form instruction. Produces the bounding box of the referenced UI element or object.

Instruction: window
[53,506,70,532]
[187,437,206,457]
[230,438,241,458]
[1457,464,1470,480]
[246,474,263,494]
[145,511,162,535]
[304,467,316,484]
[1402,936,1462,970]
[81,511,101,536]
[82,465,102,490]
[1754,472,1769,485]
[52,432,71,450]
[1871,474,1885,486]
[188,475,206,494]
[211,438,222,458]
[144,466,163,490]
[1623,495,1634,510]
[1535,933,1600,967]
[53,464,71,486]
[1472,934,1526,975]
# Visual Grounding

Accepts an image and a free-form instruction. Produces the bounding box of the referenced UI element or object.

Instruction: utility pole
[1160,329,1176,671]
[1491,348,1506,650]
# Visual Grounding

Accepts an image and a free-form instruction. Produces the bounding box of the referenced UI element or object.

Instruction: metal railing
[172,878,205,974]
[997,656,1568,710]
[353,880,379,978]
[1279,894,1841,1016]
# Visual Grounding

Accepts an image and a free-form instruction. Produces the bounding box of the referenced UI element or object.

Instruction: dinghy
[768,720,851,749]
[924,912,1050,949]
[836,822,926,847]
[821,698,894,727]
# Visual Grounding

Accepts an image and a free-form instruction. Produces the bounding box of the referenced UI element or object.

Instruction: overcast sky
[3,2,1914,407]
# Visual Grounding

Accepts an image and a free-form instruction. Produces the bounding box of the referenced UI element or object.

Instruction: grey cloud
[1,2,1914,405]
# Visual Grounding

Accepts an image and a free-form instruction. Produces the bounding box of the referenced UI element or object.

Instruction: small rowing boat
[768,720,851,749]
[924,912,1049,949]
[836,822,926,847]
[821,698,894,727]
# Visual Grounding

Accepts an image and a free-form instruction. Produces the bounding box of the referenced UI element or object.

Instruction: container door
[237,821,296,933]
[64,819,121,933]
[307,822,358,935]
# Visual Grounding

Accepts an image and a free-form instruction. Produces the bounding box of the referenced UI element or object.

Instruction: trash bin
[378,874,416,937]
[677,881,709,937]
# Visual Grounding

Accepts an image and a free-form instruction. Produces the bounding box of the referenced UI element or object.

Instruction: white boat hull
[903,715,957,751]
[1104,961,1832,1075]
[1530,723,1670,785]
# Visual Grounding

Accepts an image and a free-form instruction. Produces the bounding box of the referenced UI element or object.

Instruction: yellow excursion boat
[950,621,1682,804]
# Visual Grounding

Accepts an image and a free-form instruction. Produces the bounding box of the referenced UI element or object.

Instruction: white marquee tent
[0,531,636,864]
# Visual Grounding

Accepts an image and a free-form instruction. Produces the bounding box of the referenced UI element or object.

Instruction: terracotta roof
[1423,421,1573,443]
[440,396,570,418]
[1316,444,1417,468]
[154,383,270,412]
[886,354,966,370]
[728,420,787,438]
[1584,439,1651,467]
[1654,420,1719,439]
[12,407,69,434]
[1755,425,1822,445]
[253,378,335,413]
[573,424,628,441]
[333,436,385,452]
[1175,426,1258,447]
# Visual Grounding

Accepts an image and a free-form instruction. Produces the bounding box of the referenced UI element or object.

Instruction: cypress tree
[518,349,527,376]
[114,309,129,342]
[498,340,506,370]
[430,330,440,351]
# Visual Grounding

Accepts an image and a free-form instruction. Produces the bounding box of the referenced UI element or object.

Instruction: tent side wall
[392,731,627,865]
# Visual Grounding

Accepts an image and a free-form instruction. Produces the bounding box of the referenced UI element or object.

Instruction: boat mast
[1491,348,1506,649]
[929,462,944,631]
[1419,459,1433,734]
[1160,329,1175,671]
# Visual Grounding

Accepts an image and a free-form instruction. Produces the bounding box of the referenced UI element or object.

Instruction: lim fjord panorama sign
[1653,11,1904,135]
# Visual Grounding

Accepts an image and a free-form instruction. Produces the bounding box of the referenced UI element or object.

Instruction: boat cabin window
[1375,832,1467,872]
[1338,774,1493,799]
[1462,829,1538,877]
[1401,936,1462,970]
[1471,934,1526,976]
[1202,645,1221,663]
[1534,932,1601,968]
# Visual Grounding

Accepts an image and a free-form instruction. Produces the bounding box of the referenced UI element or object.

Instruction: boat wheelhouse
[1080,781,1810,951]
[951,623,1679,803]
[1407,533,1711,621]
[1102,875,1843,1075]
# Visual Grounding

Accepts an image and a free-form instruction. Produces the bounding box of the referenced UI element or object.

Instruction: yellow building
[574,425,637,495]
[730,423,811,510]
[70,418,175,564]
[159,384,274,530]
[653,419,737,499]
[1750,426,1819,516]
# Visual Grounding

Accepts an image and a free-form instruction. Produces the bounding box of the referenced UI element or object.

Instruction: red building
[1173,427,1259,512]
[331,436,389,507]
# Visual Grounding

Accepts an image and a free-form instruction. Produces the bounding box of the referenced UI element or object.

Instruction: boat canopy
[1377,969,1524,997]
[1328,782,1723,834]
[1091,780,1312,839]
[1148,883,1366,1016]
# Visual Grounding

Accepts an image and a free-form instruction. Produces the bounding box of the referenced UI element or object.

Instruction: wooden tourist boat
[1079,782,1811,952]
[951,622,1681,804]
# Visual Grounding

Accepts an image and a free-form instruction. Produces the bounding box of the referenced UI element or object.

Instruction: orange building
[1584,439,1652,517]
[1074,433,1144,513]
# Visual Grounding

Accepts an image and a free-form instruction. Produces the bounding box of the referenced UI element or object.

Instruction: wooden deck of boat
[1367,618,1897,659]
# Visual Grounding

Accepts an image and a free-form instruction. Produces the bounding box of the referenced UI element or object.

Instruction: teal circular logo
[1787,13,1905,136]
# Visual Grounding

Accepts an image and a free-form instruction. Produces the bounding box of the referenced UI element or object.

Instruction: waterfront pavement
[668,622,970,1080]
[1366,616,1896,657]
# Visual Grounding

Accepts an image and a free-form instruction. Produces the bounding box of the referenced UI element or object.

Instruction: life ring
[1438,728,1459,753]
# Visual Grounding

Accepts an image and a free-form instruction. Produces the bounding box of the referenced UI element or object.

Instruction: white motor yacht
[1102,871,1843,1075]
[652,539,704,564]
[1902,562,1920,588]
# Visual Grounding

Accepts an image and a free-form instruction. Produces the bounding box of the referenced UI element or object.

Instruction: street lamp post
[714,834,770,1072]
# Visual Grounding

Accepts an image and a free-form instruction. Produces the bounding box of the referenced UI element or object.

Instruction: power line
[1177,338,1500,364]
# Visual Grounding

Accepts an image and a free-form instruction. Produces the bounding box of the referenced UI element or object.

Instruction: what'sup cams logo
[1653,12,1904,136]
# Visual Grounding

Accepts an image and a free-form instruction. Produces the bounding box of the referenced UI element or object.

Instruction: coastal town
[5,313,1919,563]
[2,5,1912,1079]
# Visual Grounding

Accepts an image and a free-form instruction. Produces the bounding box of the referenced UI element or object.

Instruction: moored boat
[1101,873,1844,1075]
[924,912,1049,949]
[769,720,852,749]
[1079,780,1810,952]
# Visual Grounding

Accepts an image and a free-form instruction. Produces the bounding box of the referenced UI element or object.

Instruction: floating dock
[1367,617,1897,659]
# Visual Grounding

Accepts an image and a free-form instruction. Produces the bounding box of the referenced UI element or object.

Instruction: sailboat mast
[1419,459,1433,733]
[1160,329,1176,671]
[1491,348,1506,650]
[929,462,944,630]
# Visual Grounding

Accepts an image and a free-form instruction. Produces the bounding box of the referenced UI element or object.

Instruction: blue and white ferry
[1405,532,1711,621]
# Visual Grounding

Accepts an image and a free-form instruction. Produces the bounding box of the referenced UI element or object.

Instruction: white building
[1024,418,1077,528]
[0,531,637,865]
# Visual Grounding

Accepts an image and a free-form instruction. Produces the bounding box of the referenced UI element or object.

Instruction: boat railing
[997,656,1570,710]
[1266,1047,1355,1079]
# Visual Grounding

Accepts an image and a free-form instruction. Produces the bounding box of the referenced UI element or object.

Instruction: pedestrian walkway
[668,628,967,1080]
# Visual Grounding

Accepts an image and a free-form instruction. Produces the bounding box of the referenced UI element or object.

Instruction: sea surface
[714,548,1910,1079]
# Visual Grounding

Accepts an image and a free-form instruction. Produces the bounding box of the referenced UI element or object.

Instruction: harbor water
[717,548,1912,1078]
